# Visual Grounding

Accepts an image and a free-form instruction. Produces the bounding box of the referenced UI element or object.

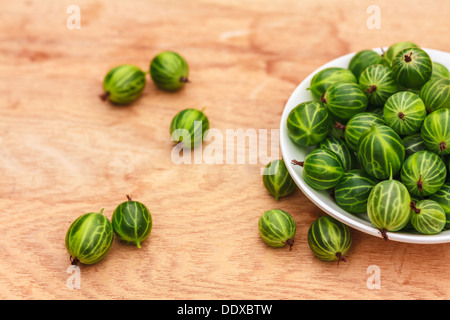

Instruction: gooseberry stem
[282,238,294,251]
[291,159,304,167]
[179,76,189,83]
[404,52,413,63]
[100,91,110,101]
[334,121,346,131]
[417,175,424,192]
[335,252,347,265]
[379,228,389,241]
[398,111,406,121]
[410,201,421,214]
[70,256,80,266]
[366,85,377,93]
[127,194,133,201]
[320,95,327,104]
[440,142,447,152]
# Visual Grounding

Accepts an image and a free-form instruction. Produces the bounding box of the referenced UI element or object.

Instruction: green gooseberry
[348,49,383,80]
[391,48,433,89]
[431,62,450,79]
[319,136,356,171]
[359,64,398,107]
[421,108,450,156]
[101,64,147,105]
[112,195,152,248]
[357,125,405,180]
[292,148,344,190]
[286,101,331,147]
[262,159,297,201]
[258,209,296,250]
[170,108,209,149]
[65,209,114,265]
[409,200,446,235]
[384,41,420,65]
[367,168,411,238]
[334,169,378,214]
[307,215,352,264]
[307,67,357,101]
[429,182,450,229]
[383,91,427,136]
[419,77,450,113]
[321,81,368,121]
[400,150,446,196]
[150,51,189,91]
[344,112,385,152]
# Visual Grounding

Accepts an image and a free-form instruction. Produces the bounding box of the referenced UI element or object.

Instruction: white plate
[280,47,450,244]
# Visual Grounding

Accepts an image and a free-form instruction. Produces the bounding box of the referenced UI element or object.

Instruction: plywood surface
[0,0,449,300]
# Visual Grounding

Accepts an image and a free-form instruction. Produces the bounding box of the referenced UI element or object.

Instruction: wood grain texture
[0,0,449,300]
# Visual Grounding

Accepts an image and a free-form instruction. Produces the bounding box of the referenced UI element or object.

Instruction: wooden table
[0,0,448,300]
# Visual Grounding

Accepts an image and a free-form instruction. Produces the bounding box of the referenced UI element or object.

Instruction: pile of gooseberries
[286,41,449,240]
